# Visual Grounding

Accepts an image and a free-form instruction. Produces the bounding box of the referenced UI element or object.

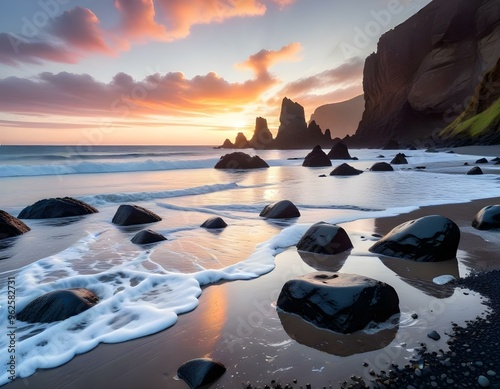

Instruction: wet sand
[9,194,500,389]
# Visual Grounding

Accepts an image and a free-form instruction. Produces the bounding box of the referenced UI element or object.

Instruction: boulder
[302,145,332,167]
[214,152,269,169]
[17,288,98,323]
[296,222,353,255]
[112,204,162,226]
[475,157,489,164]
[259,200,300,219]
[328,140,352,159]
[491,157,500,162]
[201,216,227,229]
[177,358,226,389]
[390,153,408,164]
[18,197,98,219]
[277,272,400,334]
[330,163,363,176]
[369,215,460,262]
[369,162,394,172]
[472,205,500,230]
[0,210,30,240]
[467,166,483,175]
[131,229,167,244]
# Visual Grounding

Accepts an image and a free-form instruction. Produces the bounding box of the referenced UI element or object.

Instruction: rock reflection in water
[379,256,459,298]
[297,250,350,272]
[278,310,398,357]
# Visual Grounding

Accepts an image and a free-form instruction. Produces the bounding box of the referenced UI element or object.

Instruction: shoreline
[8,195,500,389]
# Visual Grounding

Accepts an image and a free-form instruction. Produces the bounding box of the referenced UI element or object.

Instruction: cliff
[351,0,500,148]
[309,95,364,139]
[271,97,332,149]
[440,58,500,145]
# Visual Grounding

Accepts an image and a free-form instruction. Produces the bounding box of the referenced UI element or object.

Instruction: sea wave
[79,182,241,205]
[0,158,220,177]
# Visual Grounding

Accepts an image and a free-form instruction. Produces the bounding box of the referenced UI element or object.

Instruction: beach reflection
[278,310,398,357]
[379,257,459,298]
[297,250,349,272]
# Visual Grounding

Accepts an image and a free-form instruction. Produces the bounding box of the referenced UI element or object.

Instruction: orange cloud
[114,0,167,41]
[236,42,302,77]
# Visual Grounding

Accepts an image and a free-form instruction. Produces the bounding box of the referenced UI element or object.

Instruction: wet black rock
[467,166,483,175]
[328,140,352,159]
[330,163,363,176]
[112,204,162,226]
[201,216,228,229]
[472,205,500,230]
[0,210,30,240]
[369,162,394,172]
[131,229,167,244]
[260,200,300,219]
[476,157,489,164]
[17,288,98,323]
[214,152,269,169]
[177,358,226,389]
[369,215,460,262]
[390,153,408,164]
[277,272,399,334]
[302,145,332,167]
[427,330,441,341]
[296,222,353,255]
[18,197,98,219]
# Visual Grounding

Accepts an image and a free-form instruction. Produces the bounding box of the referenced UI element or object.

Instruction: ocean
[0,145,499,385]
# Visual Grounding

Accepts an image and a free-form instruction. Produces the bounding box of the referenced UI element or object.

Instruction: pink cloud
[114,0,167,41]
[0,33,78,66]
[49,7,112,54]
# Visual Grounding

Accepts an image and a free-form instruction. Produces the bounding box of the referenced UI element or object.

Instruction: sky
[0,0,431,146]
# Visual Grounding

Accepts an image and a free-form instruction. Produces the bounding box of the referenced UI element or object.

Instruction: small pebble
[427,330,441,341]
[487,370,496,376]
[478,375,490,387]
[411,313,418,319]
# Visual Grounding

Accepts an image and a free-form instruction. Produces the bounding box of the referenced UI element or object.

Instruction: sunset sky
[0,0,431,146]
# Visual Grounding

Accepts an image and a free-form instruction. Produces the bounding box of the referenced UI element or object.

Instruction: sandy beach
[8,191,500,389]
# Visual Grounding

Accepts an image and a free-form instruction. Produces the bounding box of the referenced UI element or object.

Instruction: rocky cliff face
[249,117,274,149]
[272,97,332,149]
[351,0,500,148]
[310,95,364,139]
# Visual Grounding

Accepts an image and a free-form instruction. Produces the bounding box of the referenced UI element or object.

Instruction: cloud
[236,42,302,78]
[114,0,167,41]
[0,45,299,118]
[279,57,364,97]
[49,7,112,54]
[0,33,78,66]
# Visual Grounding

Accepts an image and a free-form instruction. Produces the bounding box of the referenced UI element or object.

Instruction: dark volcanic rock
[201,216,227,229]
[390,153,408,164]
[296,222,353,255]
[330,163,363,176]
[17,288,98,323]
[112,204,162,226]
[327,140,352,159]
[259,200,300,219]
[369,162,394,172]
[475,157,489,164]
[467,166,483,175]
[302,145,332,167]
[272,98,332,149]
[177,358,226,389]
[351,0,500,148]
[249,117,274,149]
[214,152,269,169]
[369,215,460,262]
[382,139,400,150]
[0,210,30,240]
[18,197,98,219]
[472,204,500,230]
[277,272,400,334]
[131,229,167,244]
